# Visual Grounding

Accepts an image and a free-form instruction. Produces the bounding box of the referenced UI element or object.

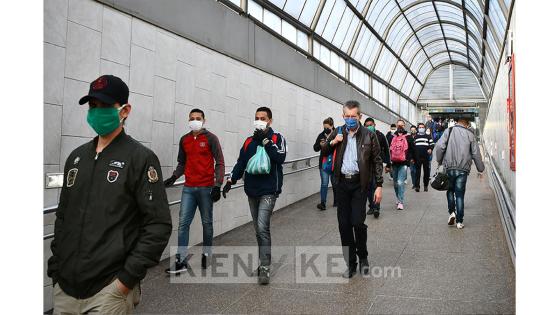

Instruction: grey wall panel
[96,0,405,125]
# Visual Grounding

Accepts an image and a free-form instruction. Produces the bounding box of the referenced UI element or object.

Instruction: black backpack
[431,127,454,191]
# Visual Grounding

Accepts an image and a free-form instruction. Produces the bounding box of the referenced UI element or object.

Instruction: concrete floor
[134,170,515,314]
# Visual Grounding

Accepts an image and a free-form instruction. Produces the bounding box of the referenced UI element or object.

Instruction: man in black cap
[47,75,172,314]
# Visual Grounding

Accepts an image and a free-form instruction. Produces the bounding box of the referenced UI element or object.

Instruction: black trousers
[414,159,431,188]
[336,178,368,268]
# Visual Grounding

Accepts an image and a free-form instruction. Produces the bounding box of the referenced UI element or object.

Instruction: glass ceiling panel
[366,0,400,35]
[424,40,447,57]
[486,28,501,65]
[430,51,450,67]
[435,2,465,26]
[442,24,466,43]
[352,27,383,69]
[405,3,437,30]
[386,15,414,53]
[318,0,347,41]
[464,0,484,26]
[374,47,398,81]
[410,51,429,75]
[446,40,467,54]
[299,0,321,26]
[488,0,507,40]
[390,62,408,88]
[450,52,468,65]
[417,60,433,83]
[349,0,368,13]
[466,15,482,41]
[410,80,423,101]
[401,72,416,96]
[401,37,422,65]
[416,24,444,46]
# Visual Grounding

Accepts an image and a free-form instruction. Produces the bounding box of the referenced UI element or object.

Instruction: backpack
[390,134,408,163]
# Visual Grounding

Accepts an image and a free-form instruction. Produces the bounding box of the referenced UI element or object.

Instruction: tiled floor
[135,169,515,314]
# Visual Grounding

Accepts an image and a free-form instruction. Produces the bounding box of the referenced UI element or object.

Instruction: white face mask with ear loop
[254,120,268,130]
[188,120,203,131]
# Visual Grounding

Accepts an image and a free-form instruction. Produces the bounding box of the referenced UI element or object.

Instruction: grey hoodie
[435,125,485,174]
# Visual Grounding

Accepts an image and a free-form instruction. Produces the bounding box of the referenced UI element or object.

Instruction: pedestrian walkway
[135,170,515,314]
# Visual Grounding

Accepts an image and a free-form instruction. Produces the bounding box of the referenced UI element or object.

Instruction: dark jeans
[177,186,213,262]
[446,170,468,223]
[367,180,380,211]
[336,178,368,268]
[319,168,336,204]
[414,159,431,188]
[248,195,277,266]
[410,163,417,187]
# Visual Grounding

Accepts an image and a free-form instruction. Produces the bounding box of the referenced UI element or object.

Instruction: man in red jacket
[163,108,225,274]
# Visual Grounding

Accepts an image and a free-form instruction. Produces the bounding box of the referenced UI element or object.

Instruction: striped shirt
[413,133,434,158]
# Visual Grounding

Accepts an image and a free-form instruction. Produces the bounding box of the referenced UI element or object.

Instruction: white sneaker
[456,222,464,229]
[447,212,456,225]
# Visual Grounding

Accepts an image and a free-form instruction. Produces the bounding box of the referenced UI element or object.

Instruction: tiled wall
[43,0,392,310]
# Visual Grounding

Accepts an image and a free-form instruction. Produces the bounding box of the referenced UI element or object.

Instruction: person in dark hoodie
[388,119,417,210]
[364,117,389,218]
[313,117,336,210]
[222,106,287,285]
[412,123,435,192]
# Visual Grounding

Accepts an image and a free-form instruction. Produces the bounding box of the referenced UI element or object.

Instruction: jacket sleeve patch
[147,166,159,183]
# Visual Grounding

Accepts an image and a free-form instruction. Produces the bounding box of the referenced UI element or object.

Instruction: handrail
[43,154,320,240]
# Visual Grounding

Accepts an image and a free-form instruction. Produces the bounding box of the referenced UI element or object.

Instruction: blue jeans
[410,163,417,187]
[319,168,336,204]
[177,186,213,262]
[248,195,277,266]
[392,165,408,203]
[446,170,468,223]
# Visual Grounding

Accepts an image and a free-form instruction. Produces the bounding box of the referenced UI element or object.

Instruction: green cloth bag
[246,146,271,175]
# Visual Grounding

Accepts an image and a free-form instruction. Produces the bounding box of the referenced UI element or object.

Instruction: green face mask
[87,106,124,136]
[367,125,375,132]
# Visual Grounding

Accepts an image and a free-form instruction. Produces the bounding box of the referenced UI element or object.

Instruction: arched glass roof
[224,0,513,115]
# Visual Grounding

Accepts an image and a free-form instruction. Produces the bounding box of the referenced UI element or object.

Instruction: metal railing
[43,154,320,240]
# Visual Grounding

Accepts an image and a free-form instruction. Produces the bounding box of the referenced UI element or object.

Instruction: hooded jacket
[434,125,485,173]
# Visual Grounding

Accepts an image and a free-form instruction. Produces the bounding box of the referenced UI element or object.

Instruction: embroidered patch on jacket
[67,168,78,187]
[199,142,206,148]
[107,170,119,183]
[109,160,126,169]
[147,166,159,183]
[73,156,80,165]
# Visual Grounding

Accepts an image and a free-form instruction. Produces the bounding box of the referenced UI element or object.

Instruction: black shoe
[373,210,380,218]
[342,266,357,278]
[165,256,189,275]
[258,265,270,285]
[424,186,428,192]
[201,254,208,270]
[415,187,420,192]
[359,259,370,275]
[317,202,326,211]
[367,208,375,215]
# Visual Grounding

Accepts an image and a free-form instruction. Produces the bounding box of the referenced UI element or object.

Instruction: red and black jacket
[172,129,225,187]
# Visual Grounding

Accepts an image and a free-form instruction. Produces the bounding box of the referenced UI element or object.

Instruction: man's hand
[253,129,267,143]
[163,174,178,187]
[384,166,391,173]
[222,181,233,198]
[331,133,343,145]
[410,159,415,165]
[116,278,130,295]
[373,187,382,204]
[427,149,432,155]
[211,186,221,202]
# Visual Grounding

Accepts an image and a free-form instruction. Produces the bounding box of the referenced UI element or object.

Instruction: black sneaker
[359,259,370,275]
[367,208,375,215]
[415,187,420,192]
[258,265,270,285]
[373,210,380,218]
[201,254,208,270]
[316,202,326,211]
[424,186,428,192]
[165,256,189,275]
[342,266,357,278]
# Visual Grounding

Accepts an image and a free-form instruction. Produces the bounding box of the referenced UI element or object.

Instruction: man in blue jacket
[222,106,287,285]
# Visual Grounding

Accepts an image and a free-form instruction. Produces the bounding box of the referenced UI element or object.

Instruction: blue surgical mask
[344,118,358,130]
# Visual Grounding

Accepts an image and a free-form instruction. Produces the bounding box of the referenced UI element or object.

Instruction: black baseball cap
[79,75,129,106]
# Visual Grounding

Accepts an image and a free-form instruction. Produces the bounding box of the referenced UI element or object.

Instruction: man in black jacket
[47,75,172,314]
[313,117,336,210]
[413,123,435,192]
[321,101,384,278]
[364,117,389,218]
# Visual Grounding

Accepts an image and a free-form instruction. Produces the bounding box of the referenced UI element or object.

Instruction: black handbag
[430,128,454,191]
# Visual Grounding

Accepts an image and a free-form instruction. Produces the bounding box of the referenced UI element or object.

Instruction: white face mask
[254,120,268,130]
[418,128,426,134]
[188,120,203,131]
